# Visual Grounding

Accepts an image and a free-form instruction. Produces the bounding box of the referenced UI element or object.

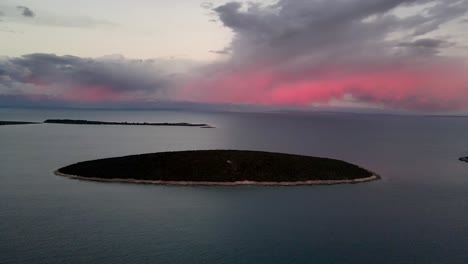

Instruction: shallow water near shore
[1,108,467,264]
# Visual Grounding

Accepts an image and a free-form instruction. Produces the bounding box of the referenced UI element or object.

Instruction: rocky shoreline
[55,170,380,186]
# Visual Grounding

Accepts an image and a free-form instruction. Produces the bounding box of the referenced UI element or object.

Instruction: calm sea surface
[1,108,467,264]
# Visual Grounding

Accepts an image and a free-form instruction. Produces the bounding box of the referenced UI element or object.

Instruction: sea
[0,108,467,264]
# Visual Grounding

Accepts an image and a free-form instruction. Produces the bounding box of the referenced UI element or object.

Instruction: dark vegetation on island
[57,150,375,183]
[459,157,468,162]
[0,121,38,126]
[44,119,214,128]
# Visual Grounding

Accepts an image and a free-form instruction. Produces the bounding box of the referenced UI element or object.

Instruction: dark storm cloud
[16,6,35,17]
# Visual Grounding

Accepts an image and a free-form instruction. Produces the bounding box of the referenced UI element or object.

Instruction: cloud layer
[1,0,468,112]
[0,53,193,103]
[177,0,468,111]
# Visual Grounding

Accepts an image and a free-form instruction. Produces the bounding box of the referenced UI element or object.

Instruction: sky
[1,0,468,113]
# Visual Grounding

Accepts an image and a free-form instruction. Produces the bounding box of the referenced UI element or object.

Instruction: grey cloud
[406,1,468,36]
[209,47,231,55]
[398,38,449,49]
[16,6,35,17]
[213,0,468,63]
[0,53,187,101]
[397,38,453,55]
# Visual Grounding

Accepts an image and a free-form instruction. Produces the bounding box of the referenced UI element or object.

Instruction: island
[0,121,38,126]
[44,119,213,128]
[55,150,380,186]
[459,157,468,163]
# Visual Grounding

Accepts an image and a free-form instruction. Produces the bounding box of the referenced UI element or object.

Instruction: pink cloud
[178,60,468,111]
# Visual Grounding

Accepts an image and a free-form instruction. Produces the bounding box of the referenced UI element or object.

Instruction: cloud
[174,0,468,111]
[212,0,468,61]
[209,47,232,55]
[397,38,453,55]
[0,4,116,28]
[16,6,35,17]
[0,53,193,103]
[398,38,450,49]
[1,0,468,112]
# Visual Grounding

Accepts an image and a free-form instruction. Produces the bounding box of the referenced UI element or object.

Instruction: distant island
[1,119,214,128]
[0,121,38,126]
[44,119,214,128]
[55,150,379,186]
[459,157,468,162]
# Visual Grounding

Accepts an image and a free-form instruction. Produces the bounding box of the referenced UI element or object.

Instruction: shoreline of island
[54,170,380,186]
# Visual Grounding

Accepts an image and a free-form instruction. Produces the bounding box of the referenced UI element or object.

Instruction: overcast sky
[1,0,468,112]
